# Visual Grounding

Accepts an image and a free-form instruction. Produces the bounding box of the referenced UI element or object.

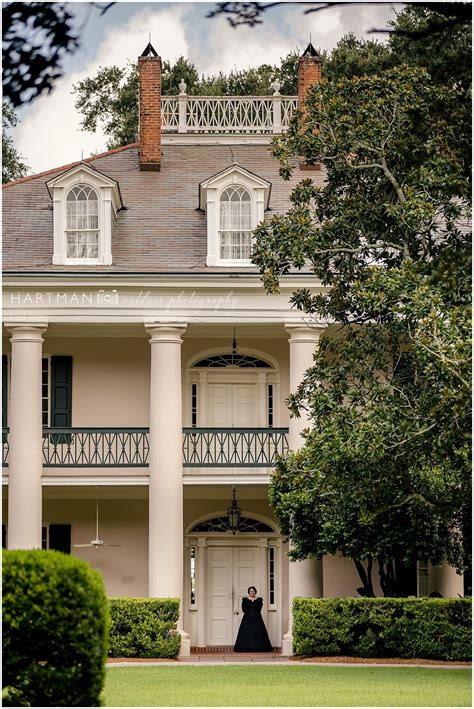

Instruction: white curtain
[66,187,99,258]
[219,189,252,259]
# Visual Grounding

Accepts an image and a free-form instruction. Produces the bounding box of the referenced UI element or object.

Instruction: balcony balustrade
[182,427,289,467]
[2,427,289,469]
[161,87,298,134]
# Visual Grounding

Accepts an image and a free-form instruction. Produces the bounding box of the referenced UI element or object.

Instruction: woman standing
[233,586,273,652]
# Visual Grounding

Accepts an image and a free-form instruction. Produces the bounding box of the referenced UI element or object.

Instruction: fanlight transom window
[66,184,99,259]
[219,185,252,260]
[191,517,274,533]
[193,354,271,368]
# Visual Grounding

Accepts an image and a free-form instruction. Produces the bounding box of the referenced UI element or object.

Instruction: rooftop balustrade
[161,81,298,134]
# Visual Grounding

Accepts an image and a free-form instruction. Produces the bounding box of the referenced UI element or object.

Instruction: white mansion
[2,44,463,656]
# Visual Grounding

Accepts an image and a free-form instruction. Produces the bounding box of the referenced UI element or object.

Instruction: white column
[430,562,464,597]
[145,322,190,656]
[196,537,207,648]
[6,323,48,549]
[282,324,326,655]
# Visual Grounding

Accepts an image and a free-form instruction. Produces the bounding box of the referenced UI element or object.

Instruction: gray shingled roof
[3,144,323,273]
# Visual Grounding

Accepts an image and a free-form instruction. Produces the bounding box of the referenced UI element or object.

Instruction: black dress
[233,597,273,652]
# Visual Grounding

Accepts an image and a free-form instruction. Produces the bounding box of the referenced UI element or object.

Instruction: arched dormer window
[219,185,252,261]
[199,163,271,267]
[46,163,122,265]
[66,185,99,259]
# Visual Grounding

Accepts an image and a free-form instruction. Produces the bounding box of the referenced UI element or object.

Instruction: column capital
[144,322,187,344]
[285,323,326,344]
[6,322,48,343]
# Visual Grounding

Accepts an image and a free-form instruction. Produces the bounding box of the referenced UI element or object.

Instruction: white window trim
[46,164,122,266]
[199,164,270,268]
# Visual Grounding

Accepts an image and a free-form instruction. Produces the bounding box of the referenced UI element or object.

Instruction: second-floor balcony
[161,89,298,134]
[2,427,289,470]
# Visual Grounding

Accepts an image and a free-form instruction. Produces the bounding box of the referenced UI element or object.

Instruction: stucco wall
[3,333,290,428]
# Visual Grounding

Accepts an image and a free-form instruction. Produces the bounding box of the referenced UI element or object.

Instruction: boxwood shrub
[3,549,108,707]
[109,597,181,658]
[293,597,472,660]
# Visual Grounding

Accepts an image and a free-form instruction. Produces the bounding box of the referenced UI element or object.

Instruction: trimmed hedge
[109,598,181,658]
[3,550,108,707]
[293,597,472,660]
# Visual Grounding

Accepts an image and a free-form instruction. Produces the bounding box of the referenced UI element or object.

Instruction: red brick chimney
[297,42,321,112]
[138,43,161,171]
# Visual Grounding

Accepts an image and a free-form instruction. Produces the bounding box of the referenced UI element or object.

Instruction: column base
[281,632,293,656]
[178,630,191,658]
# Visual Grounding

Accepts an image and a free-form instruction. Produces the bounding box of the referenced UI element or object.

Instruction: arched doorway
[185,513,282,649]
[185,349,280,430]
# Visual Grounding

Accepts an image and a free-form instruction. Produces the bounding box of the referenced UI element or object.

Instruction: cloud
[13,1,398,175]
[14,4,189,174]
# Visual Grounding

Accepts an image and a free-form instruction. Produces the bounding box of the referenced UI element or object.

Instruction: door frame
[184,532,283,648]
[185,348,280,428]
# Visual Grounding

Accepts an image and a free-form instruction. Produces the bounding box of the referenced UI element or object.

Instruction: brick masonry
[139,56,161,171]
[297,55,321,112]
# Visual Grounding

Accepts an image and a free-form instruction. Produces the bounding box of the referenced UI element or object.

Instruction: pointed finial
[140,42,159,58]
[302,41,319,58]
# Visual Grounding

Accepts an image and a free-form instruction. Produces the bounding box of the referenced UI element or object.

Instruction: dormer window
[219,186,252,260]
[46,163,122,265]
[199,163,271,267]
[66,185,99,259]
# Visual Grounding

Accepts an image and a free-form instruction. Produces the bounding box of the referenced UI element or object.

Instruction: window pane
[66,185,99,260]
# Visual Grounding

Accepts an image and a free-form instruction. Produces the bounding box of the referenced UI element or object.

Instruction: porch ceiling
[2,483,268,500]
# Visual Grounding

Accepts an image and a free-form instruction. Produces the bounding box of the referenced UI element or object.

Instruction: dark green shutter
[2,355,7,428]
[49,524,71,554]
[51,356,72,427]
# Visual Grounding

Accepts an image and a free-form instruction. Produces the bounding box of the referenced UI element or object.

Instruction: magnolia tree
[252,65,471,596]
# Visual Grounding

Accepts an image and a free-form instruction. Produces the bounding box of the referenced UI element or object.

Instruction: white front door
[207,383,258,427]
[207,546,260,645]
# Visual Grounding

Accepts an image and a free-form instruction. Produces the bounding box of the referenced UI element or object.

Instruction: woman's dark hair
[248,586,257,594]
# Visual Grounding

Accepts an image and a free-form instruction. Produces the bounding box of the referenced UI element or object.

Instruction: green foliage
[2,550,108,707]
[108,598,181,658]
[254,13,471,594]
[293,597,472,660]
[389,5,472,92]
[2,101,29,183]
[322,33,395,81]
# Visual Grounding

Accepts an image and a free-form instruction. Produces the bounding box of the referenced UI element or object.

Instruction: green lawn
[103,665,472,707]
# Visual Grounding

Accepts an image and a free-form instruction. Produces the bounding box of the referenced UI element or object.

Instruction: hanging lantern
[231,326,237,365]
[227,486,241,534]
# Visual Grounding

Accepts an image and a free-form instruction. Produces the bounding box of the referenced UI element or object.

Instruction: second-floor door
[206,383,258,427]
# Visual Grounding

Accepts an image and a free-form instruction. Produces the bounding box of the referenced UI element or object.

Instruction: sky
[11,0,400,175]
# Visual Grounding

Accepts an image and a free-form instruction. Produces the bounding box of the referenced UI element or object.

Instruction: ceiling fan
[73,497,122,550]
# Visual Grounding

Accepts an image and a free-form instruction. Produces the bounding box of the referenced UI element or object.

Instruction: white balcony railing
[161,82,298,135]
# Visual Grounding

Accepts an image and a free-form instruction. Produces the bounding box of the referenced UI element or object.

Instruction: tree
[73,52,300,149]
[209,2,472,37]
[252,62,471,595]
[2,101,29,183]
[2,2,115,107]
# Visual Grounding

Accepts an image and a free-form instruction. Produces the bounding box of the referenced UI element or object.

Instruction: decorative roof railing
[161,84,298,134]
